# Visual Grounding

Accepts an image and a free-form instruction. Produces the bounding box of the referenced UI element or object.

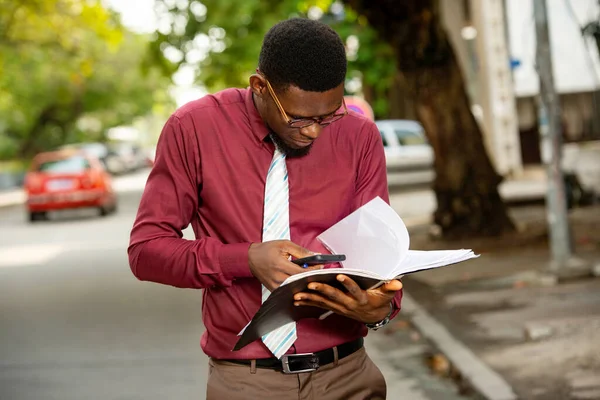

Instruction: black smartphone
[292,254,346,267]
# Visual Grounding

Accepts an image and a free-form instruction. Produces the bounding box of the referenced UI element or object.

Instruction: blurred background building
[442,0,600,177]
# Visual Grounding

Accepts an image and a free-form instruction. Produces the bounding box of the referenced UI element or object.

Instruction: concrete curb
[402,292,518,400]
[0,189,25,208]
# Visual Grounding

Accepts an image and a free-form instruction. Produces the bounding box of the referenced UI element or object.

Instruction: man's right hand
[248,240,321,292]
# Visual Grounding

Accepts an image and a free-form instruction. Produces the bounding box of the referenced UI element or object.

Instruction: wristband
[365,302,394,330]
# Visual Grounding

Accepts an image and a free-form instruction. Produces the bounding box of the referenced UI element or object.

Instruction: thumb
[281,240,315,259]
[380,279,403,293]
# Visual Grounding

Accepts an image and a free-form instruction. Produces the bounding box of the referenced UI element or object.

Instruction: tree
[151,0,398,117]
[344,0,515,237]
[151,0,515,238]
[0,0,174,159]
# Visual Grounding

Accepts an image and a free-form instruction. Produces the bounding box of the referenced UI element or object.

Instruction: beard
[269,131,313,158]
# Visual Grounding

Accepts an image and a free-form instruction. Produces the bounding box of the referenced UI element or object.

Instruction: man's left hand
[292,275,403,324]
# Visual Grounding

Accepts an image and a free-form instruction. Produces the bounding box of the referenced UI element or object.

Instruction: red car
[24,150,118,222]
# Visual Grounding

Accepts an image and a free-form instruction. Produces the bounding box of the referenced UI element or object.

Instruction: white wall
[507,0,600,97]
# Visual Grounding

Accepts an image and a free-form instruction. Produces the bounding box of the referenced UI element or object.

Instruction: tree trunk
[362,82,376,112]
[387,72,415,120]
[345,0,515,238]
[407,50,514,237]
[19,105,58,158]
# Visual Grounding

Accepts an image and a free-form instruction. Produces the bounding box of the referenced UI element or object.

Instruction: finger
[337,275,368,305]
[305,282,353,308]
[279,260,322,277]
[285,258,324,271]
[300,264,324,271]
[380,279,403,293]
[367,280,402,304]
[280,240,315,259]
[293,292,348,314]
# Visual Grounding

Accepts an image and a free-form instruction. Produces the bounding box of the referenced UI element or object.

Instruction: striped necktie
[260,145,296,358]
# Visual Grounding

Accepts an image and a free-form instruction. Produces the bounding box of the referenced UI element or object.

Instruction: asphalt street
[0,172,468,400]
[0,190,209,400]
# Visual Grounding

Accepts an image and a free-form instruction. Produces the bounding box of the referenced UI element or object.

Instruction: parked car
[59,142,127,176]
[107,142,148,172]
[375,119,434,187]
[24,150,117,222]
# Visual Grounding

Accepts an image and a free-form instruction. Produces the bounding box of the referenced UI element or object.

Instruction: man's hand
[248,240,320,291]
[292,275,403,324]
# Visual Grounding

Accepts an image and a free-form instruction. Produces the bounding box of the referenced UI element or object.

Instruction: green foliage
[0,0,175,159]
[151,0,397,117]
[323,7,397,116]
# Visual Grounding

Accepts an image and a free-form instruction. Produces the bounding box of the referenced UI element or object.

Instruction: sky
[103,0,206,106]
[104,0,157,34]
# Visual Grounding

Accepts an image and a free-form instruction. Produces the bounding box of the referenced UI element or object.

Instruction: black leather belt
[224,338,364,373]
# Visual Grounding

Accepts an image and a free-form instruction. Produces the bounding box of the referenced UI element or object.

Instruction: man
[128,17,403,399]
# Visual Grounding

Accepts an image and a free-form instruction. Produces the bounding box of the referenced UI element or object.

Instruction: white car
[375,119,434,187]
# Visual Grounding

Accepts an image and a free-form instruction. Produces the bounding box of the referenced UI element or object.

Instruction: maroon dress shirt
[128,88,403,360]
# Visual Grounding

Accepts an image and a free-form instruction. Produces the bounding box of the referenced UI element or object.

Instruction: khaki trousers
[207,348,386,400]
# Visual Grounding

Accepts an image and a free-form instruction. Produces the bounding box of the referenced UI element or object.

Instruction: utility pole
[533,0,573,271]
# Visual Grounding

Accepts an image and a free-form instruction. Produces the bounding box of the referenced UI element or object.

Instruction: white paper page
[317,197,409,278]
[392,249,479,277]
[398,255,478,276]
[402,249,471,268]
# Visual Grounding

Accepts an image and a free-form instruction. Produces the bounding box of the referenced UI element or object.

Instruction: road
[0,189,209,400]
[0,171,471,400]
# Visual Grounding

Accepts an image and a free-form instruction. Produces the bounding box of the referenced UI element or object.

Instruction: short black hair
[258,18,347,92]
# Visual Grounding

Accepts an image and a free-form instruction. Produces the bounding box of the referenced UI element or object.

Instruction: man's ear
[249,74,267,97]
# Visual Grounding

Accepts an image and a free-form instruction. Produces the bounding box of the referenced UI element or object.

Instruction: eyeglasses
[263,77,347,129]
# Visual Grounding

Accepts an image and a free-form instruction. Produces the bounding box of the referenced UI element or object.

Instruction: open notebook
[233,196,478,351]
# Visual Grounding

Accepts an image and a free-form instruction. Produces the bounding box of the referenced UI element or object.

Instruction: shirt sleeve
[353,121,403,316]
[127,115,254,289]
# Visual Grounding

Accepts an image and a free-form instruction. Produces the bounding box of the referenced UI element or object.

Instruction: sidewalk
[366,314,481,400]
[396,204,600,400]
[0,189,25,207]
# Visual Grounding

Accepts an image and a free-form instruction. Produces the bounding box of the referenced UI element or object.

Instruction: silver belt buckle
[281,353,318,374]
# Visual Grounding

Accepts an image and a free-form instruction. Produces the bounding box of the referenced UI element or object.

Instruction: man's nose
[299,123,323,140]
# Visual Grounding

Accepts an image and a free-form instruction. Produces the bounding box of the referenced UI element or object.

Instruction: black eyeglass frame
[260,73,348,129]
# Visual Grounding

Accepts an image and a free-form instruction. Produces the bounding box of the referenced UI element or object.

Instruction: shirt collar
[244,87,271,144]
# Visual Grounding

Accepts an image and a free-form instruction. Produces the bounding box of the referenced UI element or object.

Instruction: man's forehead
[278,85,344,118]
